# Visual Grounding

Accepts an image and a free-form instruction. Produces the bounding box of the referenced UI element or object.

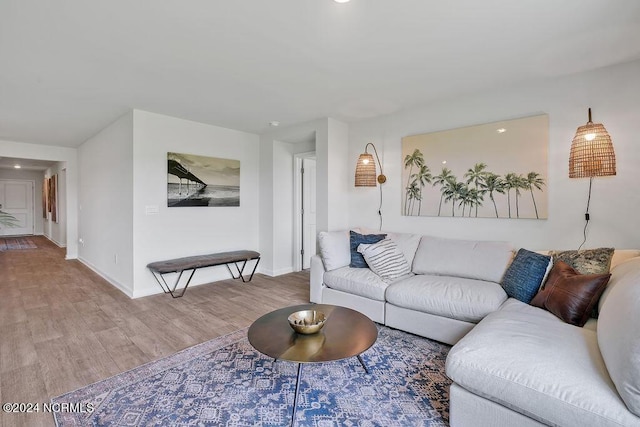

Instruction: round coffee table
[248,304,378,425]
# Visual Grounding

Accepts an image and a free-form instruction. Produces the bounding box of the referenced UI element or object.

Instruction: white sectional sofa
[310,229,640,427]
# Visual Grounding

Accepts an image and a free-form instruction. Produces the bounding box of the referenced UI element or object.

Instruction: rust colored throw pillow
[530,261,611,327]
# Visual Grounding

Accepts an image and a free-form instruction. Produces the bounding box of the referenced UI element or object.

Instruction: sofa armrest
[310,254,326,303]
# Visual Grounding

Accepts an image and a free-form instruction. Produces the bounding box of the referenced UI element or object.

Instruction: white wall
[0,168,44,235]
[78,112,134,294]
[315,118,350,232]
[272,140,316,275]
[131,110,260,297]
[348,60,640,250]
[44,162,68,247]
[259,117,349,276]
[0,139,78,258]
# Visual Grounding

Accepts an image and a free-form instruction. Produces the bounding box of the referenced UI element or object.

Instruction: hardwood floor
[0,237,310,427]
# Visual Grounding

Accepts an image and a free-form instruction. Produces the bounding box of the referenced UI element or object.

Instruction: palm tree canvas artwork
[402,114,548,219]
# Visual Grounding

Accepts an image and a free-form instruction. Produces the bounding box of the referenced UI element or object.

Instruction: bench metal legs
[225,257,261,282]
[150,269,196,298]
[150,257,261,298]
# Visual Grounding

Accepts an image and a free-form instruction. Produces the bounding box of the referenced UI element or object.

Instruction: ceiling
[0,157,55,170]
[1,0,639,148]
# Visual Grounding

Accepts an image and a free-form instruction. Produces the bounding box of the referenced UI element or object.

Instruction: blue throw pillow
[501,248,552,303]
[349,231,386,268]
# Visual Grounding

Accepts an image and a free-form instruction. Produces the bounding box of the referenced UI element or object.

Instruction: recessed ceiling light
[334,0,350,3]
[442,160,447,165]
[14,164,21,169]
[269,121,280,127]
[497,128,506,133]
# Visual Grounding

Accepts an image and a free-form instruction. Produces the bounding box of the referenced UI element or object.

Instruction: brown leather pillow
[530,261,610,327]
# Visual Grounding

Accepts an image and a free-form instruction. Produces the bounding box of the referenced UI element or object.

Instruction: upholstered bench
[147,250,260,297]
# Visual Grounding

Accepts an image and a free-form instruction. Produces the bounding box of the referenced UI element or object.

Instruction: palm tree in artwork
[525,172,546,219]
[411,165,433,215]
[457,185,471,217]
[444,178,465,217]
[442,178,456,217]
[481,173,506,218]
[404,149,425,215]
[514,174,528,218]
[433,168,454,216]
[406,182,421,215]
[466,188,483,217]
[503,173,518,218]
[464,163,488,217]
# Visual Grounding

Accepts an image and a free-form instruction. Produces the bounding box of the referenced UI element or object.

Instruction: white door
[0,180,34,236]
[302,158,317,269]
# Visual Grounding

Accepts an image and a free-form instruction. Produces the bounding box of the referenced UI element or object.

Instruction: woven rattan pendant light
[355,143,386,187]
[569,108,616,178]
[569,108,616,250]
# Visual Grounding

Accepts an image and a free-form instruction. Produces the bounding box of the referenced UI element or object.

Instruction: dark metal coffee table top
[248,304,378,363]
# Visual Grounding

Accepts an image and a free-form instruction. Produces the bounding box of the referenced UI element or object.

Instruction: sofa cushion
[412,236,513,283]
[323,267,390,301]
[530,261,610,327]
[386,232,421,267]
[318,230,354,271]
[610,250,640,269]
[598,256,640,417]
[599,255,640,314]
[357,238,411,283]
[501,248,552,303]
[386,274,508,323]
[446,298,640,427]
[349,231,386,268]
[549,247,614,274]
[358,230,422,267]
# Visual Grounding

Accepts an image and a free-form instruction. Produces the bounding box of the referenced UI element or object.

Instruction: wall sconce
[355,143,386,230]
[355,143,386,186]
[568,108,616,249]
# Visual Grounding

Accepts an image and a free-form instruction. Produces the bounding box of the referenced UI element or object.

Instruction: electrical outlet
[78,238,84,246]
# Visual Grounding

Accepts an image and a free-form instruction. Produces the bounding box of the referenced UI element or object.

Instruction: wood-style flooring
[0,237,310,427]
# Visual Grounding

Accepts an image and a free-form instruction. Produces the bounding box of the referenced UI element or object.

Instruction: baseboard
[77,257,133,298]
[258,266,294,277]
[131,286,166,299]
[42,234,67,249]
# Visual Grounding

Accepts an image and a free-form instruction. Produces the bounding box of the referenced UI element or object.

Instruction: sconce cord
[578,177,593,251]
[378,184,383,231]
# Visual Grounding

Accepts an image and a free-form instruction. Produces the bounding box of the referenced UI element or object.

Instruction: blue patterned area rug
[52,326,451,426]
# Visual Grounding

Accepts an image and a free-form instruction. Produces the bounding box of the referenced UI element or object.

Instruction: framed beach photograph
[167,152,240,207]
[401,114,549,219]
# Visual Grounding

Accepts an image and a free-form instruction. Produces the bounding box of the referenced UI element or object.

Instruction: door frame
[293,151,316,271]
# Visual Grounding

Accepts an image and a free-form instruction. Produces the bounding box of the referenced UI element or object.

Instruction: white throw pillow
[318,229,359,271]
[359,228,422,267]
[357,238,411,283]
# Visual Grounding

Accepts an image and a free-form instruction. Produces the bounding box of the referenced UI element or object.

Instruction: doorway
[293,153,317,271]
[0,179,35,236]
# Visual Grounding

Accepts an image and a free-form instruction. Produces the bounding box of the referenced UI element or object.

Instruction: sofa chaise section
[446,256,640,427]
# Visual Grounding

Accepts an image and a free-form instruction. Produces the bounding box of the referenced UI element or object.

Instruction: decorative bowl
[287,310,326,334]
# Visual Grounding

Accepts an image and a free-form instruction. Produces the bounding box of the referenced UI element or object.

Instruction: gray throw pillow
[549,248,614,275]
